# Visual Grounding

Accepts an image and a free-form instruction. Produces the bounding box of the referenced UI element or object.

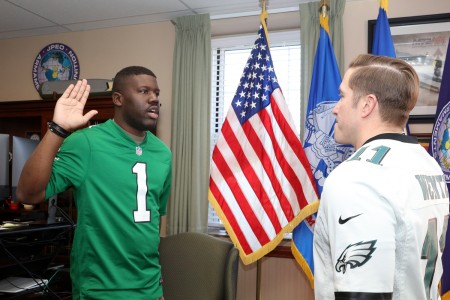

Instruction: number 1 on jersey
[349,145,390,165]
[133,162,151,222]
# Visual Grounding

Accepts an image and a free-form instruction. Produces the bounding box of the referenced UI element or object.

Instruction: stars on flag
[233,25,280,124]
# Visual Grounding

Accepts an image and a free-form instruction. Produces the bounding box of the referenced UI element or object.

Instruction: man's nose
[149,91,159,101]
[332,103,339,115]
[150,98,161,108]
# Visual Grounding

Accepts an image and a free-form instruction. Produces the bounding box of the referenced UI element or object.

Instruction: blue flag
[291,13,353,287]
[371,0,395,57]
[371,1,412,135]
[428,39,450,300]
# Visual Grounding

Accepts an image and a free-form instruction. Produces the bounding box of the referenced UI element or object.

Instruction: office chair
[159,232,239,300]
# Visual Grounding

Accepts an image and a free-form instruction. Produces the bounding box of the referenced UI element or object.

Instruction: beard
[123,113,158,135]
[148,119,157,135]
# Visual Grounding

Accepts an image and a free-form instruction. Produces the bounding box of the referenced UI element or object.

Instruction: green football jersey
[46,120,172,300]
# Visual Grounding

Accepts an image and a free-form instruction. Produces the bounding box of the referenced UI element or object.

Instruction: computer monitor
[0,134,9,201]
[11,136,39,201]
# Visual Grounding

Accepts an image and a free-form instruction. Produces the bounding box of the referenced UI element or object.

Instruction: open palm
[52,79,98,131]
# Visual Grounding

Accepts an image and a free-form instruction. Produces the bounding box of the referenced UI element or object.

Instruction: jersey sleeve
[45,131,90,199]
[320,165,397,296]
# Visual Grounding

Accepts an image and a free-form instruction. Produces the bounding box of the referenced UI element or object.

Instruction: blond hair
[348,54,419,127]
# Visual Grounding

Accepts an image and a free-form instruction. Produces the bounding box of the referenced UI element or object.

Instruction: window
[209,30,301,229]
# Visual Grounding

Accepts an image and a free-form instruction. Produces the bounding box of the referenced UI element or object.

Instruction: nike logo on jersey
[338,213,362,224]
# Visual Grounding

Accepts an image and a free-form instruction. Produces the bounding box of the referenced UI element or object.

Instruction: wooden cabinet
[0,95,114,219]
[0,95,114,138]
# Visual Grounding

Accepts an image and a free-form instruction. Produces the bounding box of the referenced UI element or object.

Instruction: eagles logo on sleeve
[335,240,377,274]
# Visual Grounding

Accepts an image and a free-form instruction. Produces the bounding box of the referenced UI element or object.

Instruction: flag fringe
[380,0,389,13]
[208,188,319,265]
[443,291,450,300]
[319,14,330,34]
[291,239,315,289]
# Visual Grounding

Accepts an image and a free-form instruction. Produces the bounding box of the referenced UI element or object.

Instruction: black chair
[159,232,239,300]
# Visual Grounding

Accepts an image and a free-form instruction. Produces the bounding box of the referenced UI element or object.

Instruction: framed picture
[368,13,450,123]
[408,122,433,150]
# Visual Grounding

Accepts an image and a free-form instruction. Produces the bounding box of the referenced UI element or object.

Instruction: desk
[0,208,47,223]
[0,222,74,299]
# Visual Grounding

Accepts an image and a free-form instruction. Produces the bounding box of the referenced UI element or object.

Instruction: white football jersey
[314,134,449,300]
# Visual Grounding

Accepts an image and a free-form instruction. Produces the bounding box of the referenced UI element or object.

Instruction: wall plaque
[32,43,80,92]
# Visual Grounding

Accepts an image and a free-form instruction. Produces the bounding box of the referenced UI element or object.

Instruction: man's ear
[361,94,377,118]
[112,92,123,106]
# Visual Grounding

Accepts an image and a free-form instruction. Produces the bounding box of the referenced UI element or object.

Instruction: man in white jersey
[313,54,449,300]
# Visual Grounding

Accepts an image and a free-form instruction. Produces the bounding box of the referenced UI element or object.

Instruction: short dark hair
[112,66,156,93]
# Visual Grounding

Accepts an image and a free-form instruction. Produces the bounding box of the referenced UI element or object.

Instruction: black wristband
[48,121,72,138]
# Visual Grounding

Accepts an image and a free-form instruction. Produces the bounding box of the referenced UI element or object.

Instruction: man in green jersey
[16,66,171,300]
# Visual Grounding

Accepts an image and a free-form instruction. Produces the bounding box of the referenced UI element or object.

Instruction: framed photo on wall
[368,13,450,123]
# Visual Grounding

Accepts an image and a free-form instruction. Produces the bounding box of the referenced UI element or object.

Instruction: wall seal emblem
[32,43,80,91]
[430,99,450,181]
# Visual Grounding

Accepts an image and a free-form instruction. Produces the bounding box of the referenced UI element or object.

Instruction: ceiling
[0,0,313,40]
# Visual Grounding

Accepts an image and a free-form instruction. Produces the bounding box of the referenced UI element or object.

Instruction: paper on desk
[0,221,31,229]
[0,277,48,293]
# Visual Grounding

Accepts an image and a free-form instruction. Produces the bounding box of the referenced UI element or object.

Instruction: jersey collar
[108,119,148,146]
[363,133,418,146]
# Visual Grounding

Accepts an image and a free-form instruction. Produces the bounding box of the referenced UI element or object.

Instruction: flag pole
[320,0,329,11]
[319,0,330,35]
[256,259,262,300]
[319,0,329,18]
[259,0,269,47]
[255,2,266,298]
[255,3,266,299]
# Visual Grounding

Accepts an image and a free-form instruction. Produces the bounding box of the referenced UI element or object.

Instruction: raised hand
[52,79,98,131]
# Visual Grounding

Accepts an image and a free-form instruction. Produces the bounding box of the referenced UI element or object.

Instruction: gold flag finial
[319,0,330,15]
[259,0,270,46]
[260,0,268,14]
[319,0,330,34]
[319,0,329,18]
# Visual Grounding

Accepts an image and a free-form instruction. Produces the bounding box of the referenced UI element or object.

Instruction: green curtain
[168,14,211,234]
[299,0,346,140]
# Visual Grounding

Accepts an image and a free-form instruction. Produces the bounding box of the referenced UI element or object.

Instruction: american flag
[208,18,319,264]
